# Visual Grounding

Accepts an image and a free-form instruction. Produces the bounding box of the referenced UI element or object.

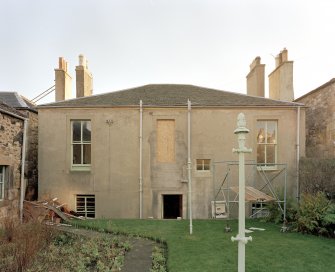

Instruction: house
[295,79,335,158]
[0,92,38,200]
[38,50,305,219]
[0,101,27,225]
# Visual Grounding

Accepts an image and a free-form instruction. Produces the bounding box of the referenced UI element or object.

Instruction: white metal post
[187,99,193,235]
[139,100,143,219]
[231,113,252,272]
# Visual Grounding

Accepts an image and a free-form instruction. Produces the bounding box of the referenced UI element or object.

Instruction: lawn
[76,219,335,272]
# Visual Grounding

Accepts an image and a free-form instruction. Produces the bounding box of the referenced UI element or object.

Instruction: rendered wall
[38,106,305,219]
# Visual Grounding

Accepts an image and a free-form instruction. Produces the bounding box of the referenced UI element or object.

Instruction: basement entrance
[163,194,182,219]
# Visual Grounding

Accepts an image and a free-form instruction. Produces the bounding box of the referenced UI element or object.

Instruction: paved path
[122,238,156,272]
[56,226,155,272]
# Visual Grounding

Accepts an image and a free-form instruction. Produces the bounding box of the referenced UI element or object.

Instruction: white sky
[1,0,335,104]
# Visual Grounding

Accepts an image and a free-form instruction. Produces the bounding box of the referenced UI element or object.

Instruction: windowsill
[71,165,91,172]
[257,166,278,171]
[195,170,212,177]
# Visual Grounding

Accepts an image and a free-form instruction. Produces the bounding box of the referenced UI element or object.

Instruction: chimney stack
[75,54,93,98]
[246,56,265,97]
[55,57,72,101]
[268,48,294,101]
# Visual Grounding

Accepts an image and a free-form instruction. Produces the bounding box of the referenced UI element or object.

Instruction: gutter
[0,108,28,223]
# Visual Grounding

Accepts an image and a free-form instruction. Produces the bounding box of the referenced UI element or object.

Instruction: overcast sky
[1,0,335,104]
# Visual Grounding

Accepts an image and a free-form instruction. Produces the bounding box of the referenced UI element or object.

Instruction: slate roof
[0,92,37,112]
[0,100,26,118]
[40,84,302,108]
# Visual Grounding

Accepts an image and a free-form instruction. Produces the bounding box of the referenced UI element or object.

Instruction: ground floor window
[76,195,95,218]
[0,166,4,200]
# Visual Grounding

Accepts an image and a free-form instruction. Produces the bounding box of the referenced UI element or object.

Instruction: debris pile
[23,198,85,225]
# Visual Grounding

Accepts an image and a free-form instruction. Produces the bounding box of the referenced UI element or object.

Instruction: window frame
[71,120,91,171]
[76,194,95,218]
[196,159,211,171]
[0,166,5,201]
[256,120,278,170]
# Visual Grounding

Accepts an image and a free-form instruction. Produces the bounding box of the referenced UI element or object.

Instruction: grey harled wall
[38,106,305,219]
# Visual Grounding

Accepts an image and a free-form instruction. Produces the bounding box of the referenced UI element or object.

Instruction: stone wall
[297,80,335,158]
[22,110,38,200]
[0,111,24,225]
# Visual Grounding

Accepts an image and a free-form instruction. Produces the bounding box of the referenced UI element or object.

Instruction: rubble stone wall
[298,82,335,158]
[0,112,24,225]
[22,110,38,200]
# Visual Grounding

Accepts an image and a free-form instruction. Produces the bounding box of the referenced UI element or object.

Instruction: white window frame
[196,159,211,171]
[0,166,5,201]
[256,120,277,170]
[71,120,91,171]
[76,194,95,218]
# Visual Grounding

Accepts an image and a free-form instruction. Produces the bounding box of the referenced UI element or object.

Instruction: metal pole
[187,99,193,234]
[139,100,143,219]
[231,113,252,272]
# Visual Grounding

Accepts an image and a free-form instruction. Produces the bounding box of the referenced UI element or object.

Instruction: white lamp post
[231,113,252,272]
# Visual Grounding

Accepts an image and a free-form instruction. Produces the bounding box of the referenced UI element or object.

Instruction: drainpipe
[187,99,193,235]
[296,106,301,202]
[139,100,143,219]
[20,119,28,223]
[0,108,28,224]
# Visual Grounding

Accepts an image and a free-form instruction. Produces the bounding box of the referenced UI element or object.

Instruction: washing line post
[231,113,252,272]
[187,99,193,235]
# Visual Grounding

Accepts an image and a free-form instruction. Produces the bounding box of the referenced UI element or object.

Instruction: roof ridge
[39,84,301,108]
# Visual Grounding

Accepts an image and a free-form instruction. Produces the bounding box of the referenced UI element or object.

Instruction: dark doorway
[163,194,182,219]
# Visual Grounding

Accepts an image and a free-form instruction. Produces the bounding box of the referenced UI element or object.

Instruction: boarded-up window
[157,120,175,162]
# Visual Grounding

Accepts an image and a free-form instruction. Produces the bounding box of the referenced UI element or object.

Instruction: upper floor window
[196,159,211,171]
[71,120,91,170]
[157,119,175,163]
[257,120,277,168]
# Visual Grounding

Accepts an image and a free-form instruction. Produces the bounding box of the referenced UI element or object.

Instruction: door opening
[163,194,182,219]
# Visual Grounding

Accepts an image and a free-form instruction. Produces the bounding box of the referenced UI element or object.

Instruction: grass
[75,219,335,272]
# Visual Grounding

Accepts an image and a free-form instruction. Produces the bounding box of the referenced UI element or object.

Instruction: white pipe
[20,118,28,223]
[139,100,143,219]
[187,99,193,234]
[296,106,301,201]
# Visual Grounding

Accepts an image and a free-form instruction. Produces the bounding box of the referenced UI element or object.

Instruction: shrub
[299,157,335,196]
[266,198,299,226]
[297,192,335,237]
[0,220,55,272]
